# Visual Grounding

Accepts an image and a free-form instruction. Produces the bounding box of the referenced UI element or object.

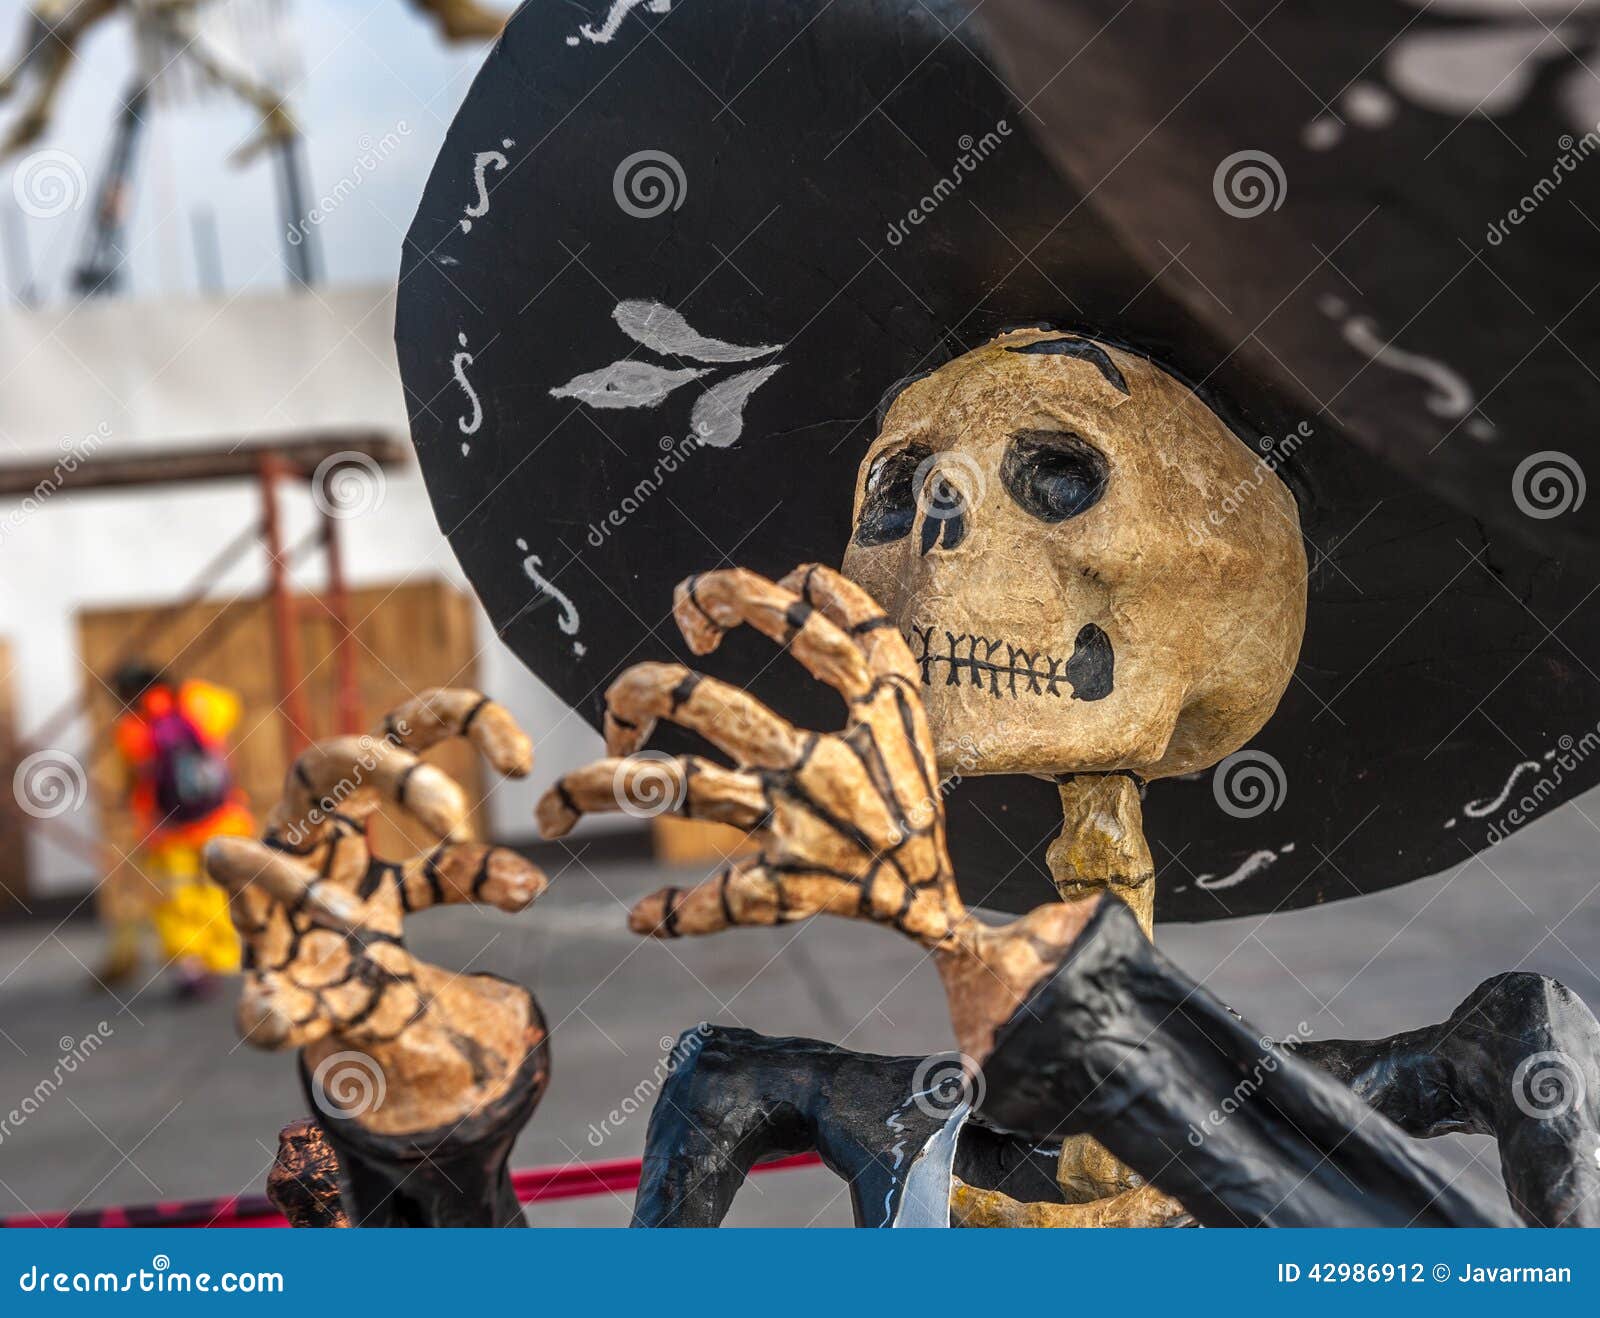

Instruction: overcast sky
[1,0,489,306]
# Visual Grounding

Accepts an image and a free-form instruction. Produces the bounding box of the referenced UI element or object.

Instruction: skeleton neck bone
[1046,773,1154,937]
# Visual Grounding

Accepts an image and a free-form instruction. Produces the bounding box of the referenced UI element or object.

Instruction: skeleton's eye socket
[1001,430,1108,523]
[854,442,932,546]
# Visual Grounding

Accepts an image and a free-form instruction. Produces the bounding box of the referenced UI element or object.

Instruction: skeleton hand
[538,566,1098,1061]
[204,690,547,1134]
[539,565,961,943]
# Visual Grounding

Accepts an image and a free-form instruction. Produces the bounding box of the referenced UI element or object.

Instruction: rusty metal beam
[0,432,406,497]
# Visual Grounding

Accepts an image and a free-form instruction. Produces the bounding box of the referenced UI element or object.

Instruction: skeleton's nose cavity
[919,501,966,554]
[918,463,970,554]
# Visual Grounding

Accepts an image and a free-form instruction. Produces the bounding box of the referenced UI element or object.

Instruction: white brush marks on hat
[1303,2,1600,148]
[460,140,514,234]
[614,301,781,362]
[552,362,710,410]
[517,539,585,658]
[691,366,786,448]
[1319,295,1495,439]
[453,332,482,455]
[551,301,787,448]
[566,0,673,46]
[1189,842,1297,892]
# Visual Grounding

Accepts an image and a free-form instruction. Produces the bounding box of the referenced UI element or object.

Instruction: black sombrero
[395,0,1600,922]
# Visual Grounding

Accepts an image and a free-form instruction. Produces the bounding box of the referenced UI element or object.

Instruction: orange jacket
[114,680,251,843]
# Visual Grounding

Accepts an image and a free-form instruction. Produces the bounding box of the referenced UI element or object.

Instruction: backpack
[147,705,234,824]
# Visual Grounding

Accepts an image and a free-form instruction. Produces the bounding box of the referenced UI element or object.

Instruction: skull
[841,328,1307,782]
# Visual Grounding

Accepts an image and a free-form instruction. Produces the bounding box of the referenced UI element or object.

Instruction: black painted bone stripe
[679,757,700,819]
[470,848,495,899]
[718,867,737,927]
[661,887,683,937]
[768,859,866,884]
[791,732,821,773]
[669,672,702,712]
[458,694,494,735]
[684,575,720,630]
[341,980,389,1031]
[395,760,423,807]
[894,878,917,926]
[263,831,314,856]
[779,777,879,857]
[844,723,910,842]
[358,859,389,900]
[857,860,881,917]
[423,846,448,906]
[783,600,814,639]
[798,564,823,606]
[851,615,896,635]
[556,778,580,818]
[892,687,937,806]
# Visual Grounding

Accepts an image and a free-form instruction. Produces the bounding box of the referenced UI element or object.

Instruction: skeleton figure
[537,560,1181,1225]
[554,332,1600,1229]
[540,330,1308,1225]
[204,688,551,1227]
[0,0,505,159]
[841,327,1307,1214]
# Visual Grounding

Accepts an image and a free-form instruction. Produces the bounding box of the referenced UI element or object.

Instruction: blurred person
[99,661,253,998]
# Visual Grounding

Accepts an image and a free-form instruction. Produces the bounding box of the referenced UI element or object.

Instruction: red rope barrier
[0,1153,823,1228]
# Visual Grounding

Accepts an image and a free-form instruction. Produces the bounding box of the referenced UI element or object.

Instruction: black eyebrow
[1005,337,1130,396]
[874,368,938,431]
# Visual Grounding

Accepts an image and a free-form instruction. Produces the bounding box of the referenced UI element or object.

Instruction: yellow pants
[146,837,242,975]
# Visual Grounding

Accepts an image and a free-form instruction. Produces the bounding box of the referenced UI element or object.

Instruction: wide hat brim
[396,0,1600,922]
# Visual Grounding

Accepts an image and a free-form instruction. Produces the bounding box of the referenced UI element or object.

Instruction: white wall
[0,284,611,898]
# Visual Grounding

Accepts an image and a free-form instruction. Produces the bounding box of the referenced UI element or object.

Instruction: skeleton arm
[1297,972,1600,1227]
[978,898,1521,1228]
[539,564,1099,1062]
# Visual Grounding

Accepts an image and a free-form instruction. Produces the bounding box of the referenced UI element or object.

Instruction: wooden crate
[76,580,483,860]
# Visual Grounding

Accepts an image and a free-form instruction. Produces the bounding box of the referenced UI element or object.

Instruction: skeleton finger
[629,858,780,937]
[282,735,472,844]
[379,688,533,778]
[624,863,902,934]
[203,836,362,930]
[629,859,885,938]
[777,563,917,685]
[602,662,804,768]
[399,843,548,913]
[674,568,871,699]
[537,755,769,840]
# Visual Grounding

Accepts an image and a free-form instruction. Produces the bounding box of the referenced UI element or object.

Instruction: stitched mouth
[906,624,1115,702]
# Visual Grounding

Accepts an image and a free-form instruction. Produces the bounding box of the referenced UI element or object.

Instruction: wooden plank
[75,580,484,865]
